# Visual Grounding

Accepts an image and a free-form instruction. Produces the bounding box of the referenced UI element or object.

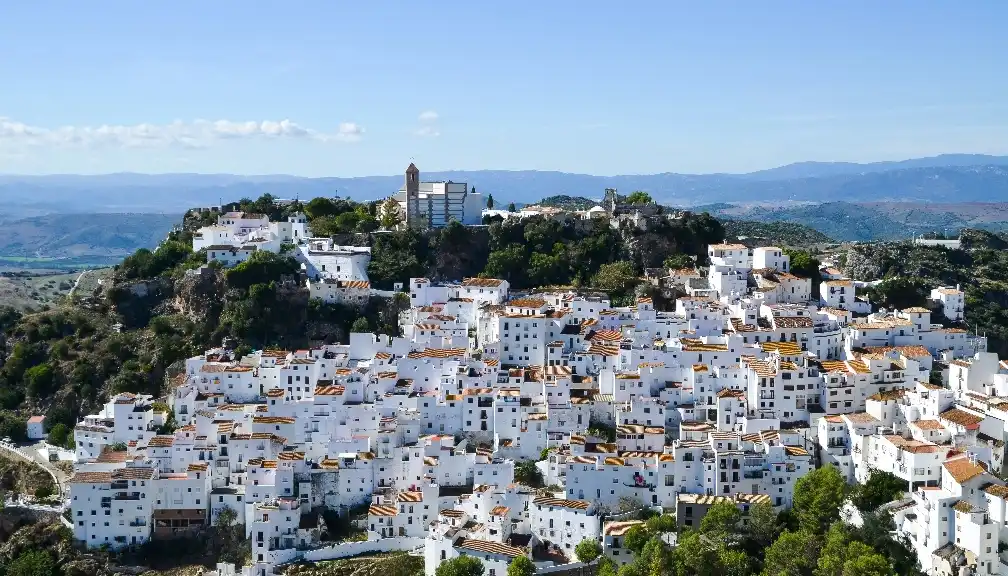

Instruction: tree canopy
[436,556,485,576]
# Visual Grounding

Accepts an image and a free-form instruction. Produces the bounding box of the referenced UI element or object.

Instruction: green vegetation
[513,460,544,488]
[851,470,909,513]
[574,538,602,563]
[536,195,599,210]
[599,465,917,576]
[435,556,484,576]
[46,423,72,449]
[705,201,1008,242]
[844,229,1008,356]
[723,219,834,246]
[625,191,654,205]
[506,556,534,576]
[283,553,422,576]
[0,453,55,497]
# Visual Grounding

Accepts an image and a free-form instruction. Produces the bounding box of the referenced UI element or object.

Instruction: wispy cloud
[414,110,440,137]
[0,117,364,148]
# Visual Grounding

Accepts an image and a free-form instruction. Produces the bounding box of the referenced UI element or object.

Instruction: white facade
[65,249,1004,576]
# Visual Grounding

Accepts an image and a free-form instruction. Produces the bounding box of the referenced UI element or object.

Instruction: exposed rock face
[171,267,226,322]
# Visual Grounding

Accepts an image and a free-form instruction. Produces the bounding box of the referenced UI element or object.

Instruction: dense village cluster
[66,204,1008,576]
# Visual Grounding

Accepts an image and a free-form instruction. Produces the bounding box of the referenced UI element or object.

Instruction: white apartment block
[396,163,484,229]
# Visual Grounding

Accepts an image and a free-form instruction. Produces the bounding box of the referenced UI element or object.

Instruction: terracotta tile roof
[944,457,986,484]
[507,298,547,309]
[913,419,946,431]
[845,412,881,425]
[187,463,209,472]
[532,496,591,510]
[456,539,524,558]
[865,345,932,359]
[952,500,976,513]
[71,471,113,483]
[586,343,619,357]
[760,341,802,356]
[588,329,624,342]
[315,385,346,396]
[112,467,155,480]
[369,505,397,516]
[490,505,510,516]
[868,389,907,402]
[252,416,296,424]
[680,338,728,352]
[398,491,423,502]
[940,408,983,429]
[147,435,175,448]
[277,451,305,461]
[773,315,813,329]
[604,520,645,536]
[462,277,505,288]
[983,484,1008,498]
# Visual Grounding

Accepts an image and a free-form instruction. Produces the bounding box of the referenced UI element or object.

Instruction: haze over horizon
[2,2,1007,177]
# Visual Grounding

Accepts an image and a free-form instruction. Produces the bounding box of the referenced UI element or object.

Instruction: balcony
[129,520,147,527]
[743,470,765,479]
[114,492,141,500]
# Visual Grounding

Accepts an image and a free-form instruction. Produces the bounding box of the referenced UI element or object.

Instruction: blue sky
[1,1,1006,176]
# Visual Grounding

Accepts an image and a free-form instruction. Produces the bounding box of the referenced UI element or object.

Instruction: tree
[814,523,851,576]
[617,495,644,514]
[761,529,818,576]
[486,194,495,209]
[46,423,70,447]
[626,191,653,205]
[624,525,650,555]
[591,261,639,295]
[575,538,602,563]
[380,198,402,229]
[7,550,56,576]
[34,483,54,499]
[483,244,527,285]
[851,469,907,512]
[663,253,693,270]
[672,531,724,576]
[743,501,778,555]
[792,465,847,534]
[514,460,544,488]
[351,318,370,333]
[596,557,617,576]
[436,555,485,576]
[645,513,676,534]
[508,202,517,212]
[699,501,741,544]
[840,552,891,576]
[24,364,55,398]
[507,555,534,576]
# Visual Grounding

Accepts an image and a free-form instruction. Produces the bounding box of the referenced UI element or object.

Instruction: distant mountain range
[703,201,1008,242]
[3,154,1008,215]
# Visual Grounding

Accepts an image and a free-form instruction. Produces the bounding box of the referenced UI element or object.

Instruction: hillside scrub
[843,230,1008,356]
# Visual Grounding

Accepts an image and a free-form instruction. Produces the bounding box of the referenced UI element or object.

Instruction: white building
[396,163,484,228]
[931,286,965,322]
